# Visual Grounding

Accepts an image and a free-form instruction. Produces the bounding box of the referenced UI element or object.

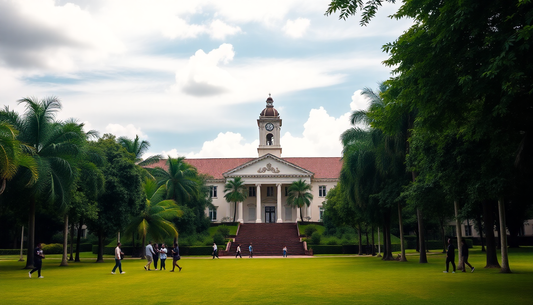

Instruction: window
[210,186,218,198]
[285,186,289,196]
[319,207,325,221]
[319,185,327,197]
[249,186,256,197]
[209,208,217,221]
[266,186,274,197]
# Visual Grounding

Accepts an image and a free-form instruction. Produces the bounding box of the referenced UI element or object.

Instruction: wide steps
[229,223,306,256]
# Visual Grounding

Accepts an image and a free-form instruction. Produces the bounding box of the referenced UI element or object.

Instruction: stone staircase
[228,223,306,256]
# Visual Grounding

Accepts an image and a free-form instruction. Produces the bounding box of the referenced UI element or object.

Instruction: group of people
[110,241,182,274]
[444,238,475,273]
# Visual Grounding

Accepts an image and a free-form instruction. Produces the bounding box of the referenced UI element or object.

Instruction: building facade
[185,96,342,223]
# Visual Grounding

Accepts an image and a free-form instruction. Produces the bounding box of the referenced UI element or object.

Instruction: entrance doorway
[265,206,276,223]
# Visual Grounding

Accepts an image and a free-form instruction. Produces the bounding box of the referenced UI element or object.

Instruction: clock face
[265,123,274,131]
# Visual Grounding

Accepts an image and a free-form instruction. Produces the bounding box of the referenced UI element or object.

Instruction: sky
[0,0,412,159]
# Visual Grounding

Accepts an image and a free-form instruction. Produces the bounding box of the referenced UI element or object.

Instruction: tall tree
[0,97,82,268]
[287,179,314,222]
[117,135,161,166]
[224,177,248,223]
[150,156,199,204]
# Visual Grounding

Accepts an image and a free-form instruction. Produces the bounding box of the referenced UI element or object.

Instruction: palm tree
[150,156,199,204]
[0,121,38,194]
[125,178,182,258]
[287,179,313,222]
[0,97,83,268]
[224,177,248,222]
[117,135,161,166]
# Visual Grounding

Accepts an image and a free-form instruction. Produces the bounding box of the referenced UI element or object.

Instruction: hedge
[92,245,226,256]
[0,249,28,255]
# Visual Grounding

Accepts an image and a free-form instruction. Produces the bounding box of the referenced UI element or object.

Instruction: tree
[224,177,248,223]
[125,178,182,258]
[117,135,161,166]
[0,97,83,268]
[0,121,37,194]
[150,156,199,204]
[86,134,145,262]
[287,179,314,222]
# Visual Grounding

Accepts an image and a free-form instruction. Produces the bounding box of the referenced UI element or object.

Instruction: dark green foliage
[213,233,225,245]
[216,225,230,238]
[304,225,318,237]
[310,232,322,245]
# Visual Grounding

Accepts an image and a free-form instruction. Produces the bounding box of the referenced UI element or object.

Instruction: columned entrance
[265,206,276,223]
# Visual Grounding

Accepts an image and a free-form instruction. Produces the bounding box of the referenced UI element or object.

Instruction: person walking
[159,244,167,271]
[283,246,287,258]
[111,242,125,274]
[444,238,456,273]
[170,243,182,272]
[212,242,219,259]
[461,239,475,273]
[248,243,253,258]
[29,242,45,278]
[144,241,155,271]
[153,243,160,270]
[235,244,242,258]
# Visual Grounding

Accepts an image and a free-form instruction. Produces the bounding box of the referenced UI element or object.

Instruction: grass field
[1,247,532,304]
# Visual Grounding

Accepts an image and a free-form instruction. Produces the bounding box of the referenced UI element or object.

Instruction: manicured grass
[207,224,239,236]
[1,248,532,304]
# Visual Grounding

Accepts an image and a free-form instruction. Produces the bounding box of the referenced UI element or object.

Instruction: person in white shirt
[144,241,155,270]
[159,244,168,271]
[235,244,242,258]
[111,242,125,274]
[212,242,219,259]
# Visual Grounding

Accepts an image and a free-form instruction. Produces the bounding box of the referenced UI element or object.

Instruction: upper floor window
[319,185,327,197]
[266,186,274,197]
[249,186,256,197]
[210,186,218,198]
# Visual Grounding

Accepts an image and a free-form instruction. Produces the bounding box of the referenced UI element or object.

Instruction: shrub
[42,243,63,254]
[311,232,322,245]
[327,239,338,245]
[340,239,350,245]
[309,245,342,254]
[213,233,225,245]
[305,225,318,237]
[216,225,230,238]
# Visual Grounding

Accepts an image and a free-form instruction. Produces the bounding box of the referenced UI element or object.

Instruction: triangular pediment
[223,154,313,178]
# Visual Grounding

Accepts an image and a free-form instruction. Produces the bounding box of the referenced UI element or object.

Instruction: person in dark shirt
[29,243,45,278]
[153,243,160,270]
[171,243,182,272]
[461,239,475,273]
[443,238,456,273]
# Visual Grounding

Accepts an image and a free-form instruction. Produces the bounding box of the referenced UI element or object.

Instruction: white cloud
[209,19,242,40]
[105,123,147,139]
[283,18,310,38]
[186,132,258,158]
[175,43,238,96]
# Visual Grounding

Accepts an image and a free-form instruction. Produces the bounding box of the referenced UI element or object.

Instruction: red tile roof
[146,157,342,180]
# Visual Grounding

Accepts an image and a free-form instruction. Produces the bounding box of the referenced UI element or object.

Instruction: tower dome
[260,95,279,117]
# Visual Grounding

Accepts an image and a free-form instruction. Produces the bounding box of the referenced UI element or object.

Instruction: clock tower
[257,95,282,157]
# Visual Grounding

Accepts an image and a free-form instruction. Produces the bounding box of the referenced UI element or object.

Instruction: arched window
[266,133,274,145]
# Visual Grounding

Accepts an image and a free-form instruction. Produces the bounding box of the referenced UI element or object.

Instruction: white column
[296,206,300,223]
[256,184,262,223]
[237,201,243,223]
[276,184,283,223]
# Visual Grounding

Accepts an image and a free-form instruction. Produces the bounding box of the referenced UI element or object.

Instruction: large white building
[156,96,342,223]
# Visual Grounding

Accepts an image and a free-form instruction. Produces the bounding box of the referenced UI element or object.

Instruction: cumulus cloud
[186,132,258,158]
[105,123,147,139]
[175,44,237,96]
[209,19,242,40]
[283,18,310,38]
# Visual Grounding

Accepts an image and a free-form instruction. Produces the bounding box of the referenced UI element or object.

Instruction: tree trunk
[371,225,376,256]
[69,222,74,261]
[300,207,304,222]
[96,231,105,263]
[381,214,394,260]
[398,202,407,262]
[439,217,446,253]
[132,232,136,258]
[454,201,464,270]
[483,200,500,268]
[477,214,485,252]
[60,214,69,266]
[357,224,362,255]
[417,208,427,263]
[75,219,83,262]
[25,196,36,269]
[233,201,237,222]
[498,197,511,273]
[141,234,146,259]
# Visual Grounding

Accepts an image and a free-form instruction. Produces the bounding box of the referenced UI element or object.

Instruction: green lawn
[1,247,532,304]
